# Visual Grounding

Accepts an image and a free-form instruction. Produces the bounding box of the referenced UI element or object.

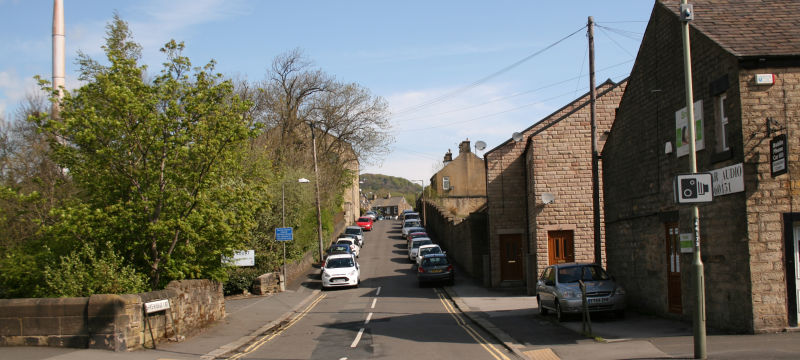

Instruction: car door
[542,267,557,309]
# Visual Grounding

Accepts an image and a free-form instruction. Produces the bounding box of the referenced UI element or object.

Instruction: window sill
[711,149,733,164]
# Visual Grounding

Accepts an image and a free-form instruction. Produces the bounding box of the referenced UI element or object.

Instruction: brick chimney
[459,138,471,154]
[444,149,452,163]
[386,193,391,198]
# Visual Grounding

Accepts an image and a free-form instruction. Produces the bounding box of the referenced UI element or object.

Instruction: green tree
[33,15,268,290]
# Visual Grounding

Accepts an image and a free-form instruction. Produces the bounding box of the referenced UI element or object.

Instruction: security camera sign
[674,173,714,204]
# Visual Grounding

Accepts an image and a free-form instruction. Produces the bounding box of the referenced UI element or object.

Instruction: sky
[0,0,655,184]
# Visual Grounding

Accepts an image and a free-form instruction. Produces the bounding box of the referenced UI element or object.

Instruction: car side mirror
[544,280,555,286]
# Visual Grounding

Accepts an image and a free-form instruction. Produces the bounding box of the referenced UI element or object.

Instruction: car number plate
[430,269,443,273]
[588,298,609,303]
[333,279,346,283]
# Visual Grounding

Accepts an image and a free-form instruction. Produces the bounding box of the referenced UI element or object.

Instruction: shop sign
[710,163,745,196]
[770,134,787,178]
[675,100,705,157]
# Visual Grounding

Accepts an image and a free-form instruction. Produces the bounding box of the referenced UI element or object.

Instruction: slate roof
[659,0,800,57]
[369,197,406,208]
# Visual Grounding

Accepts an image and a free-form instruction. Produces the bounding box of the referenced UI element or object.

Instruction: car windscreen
[410,233,428,239]
[419,247,441,256]
[421,257,449,266]
[403,221,421,228]
[344,228,362,235]
[326,258,354,268]
[405,214,419,220]
[329,245,349,252]
[357,217,371,222]
[412,240,433,249]
[337,240,353,245]
[557,265,611,283]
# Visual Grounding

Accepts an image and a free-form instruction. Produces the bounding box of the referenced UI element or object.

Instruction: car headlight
[348,270,356,277]
[323,272,331,278]
[615,287,626,295]
[563,290,582,299]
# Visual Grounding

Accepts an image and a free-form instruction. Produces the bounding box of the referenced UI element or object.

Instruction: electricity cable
[598,26,636,58]
[573,43,589,99]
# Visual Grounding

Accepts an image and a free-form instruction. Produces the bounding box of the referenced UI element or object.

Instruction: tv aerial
[475,141,486,151]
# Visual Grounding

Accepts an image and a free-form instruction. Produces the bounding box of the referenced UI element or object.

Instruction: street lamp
[412,179,426,227]
[309,121,325,263]
[282,178,310,277]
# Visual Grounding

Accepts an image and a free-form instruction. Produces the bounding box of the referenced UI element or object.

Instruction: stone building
[483,79,627,287]
[430,139,487,198]
[369,194,413,218]
[602,0,800,333]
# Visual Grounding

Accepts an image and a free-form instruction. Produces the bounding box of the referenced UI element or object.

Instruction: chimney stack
[459,138,471,154]
[444,149,453,163]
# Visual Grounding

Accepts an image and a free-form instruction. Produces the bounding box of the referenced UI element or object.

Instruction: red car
[356,216,373,231]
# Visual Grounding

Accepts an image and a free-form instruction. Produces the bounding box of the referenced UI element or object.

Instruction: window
[716,94,730,152]
[443,176,450,190]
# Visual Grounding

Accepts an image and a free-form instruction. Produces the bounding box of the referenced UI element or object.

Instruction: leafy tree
[33,15,268,290]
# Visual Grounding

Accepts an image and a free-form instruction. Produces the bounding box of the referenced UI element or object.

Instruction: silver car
[535,263,626,322]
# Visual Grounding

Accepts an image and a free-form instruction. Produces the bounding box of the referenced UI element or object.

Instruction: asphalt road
[230,219,516,360]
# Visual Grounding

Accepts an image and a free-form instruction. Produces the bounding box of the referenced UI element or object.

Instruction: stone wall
[432,197,486,217]
[423,198,488,277]
[0,279,224,351]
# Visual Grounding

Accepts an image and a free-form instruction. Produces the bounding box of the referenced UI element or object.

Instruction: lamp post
[309,121,325,263]
[282,178,310,278]
[412,179,426,227]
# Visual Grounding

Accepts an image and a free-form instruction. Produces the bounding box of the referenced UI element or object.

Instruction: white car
[401,220,422,237]
[321,254,360,289]
[336,238,360,258]
[408,238,433,263]
[343,226,364,246]
[416,244,443,265]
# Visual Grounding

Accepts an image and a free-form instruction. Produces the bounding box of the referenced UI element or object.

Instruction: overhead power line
[597,26,635,58]
[392,26,588,118]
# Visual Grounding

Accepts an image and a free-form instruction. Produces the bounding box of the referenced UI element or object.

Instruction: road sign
[276,227,293,241]
[674,173,714,204]
[770,134,787,178]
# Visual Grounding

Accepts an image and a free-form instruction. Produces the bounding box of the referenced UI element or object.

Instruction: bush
[43,242,148,297]
[223,267,261,295]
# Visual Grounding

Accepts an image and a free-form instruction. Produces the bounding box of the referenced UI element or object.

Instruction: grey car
[343,226,364,246]
[535,262,626,322]
[417,254,454,286]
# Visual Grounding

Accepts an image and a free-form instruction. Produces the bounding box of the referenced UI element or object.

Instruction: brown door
[666,223,682,314]
[548,231,575,265]
[499,234,523,281]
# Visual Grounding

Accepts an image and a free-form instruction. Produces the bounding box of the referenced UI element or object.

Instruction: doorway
[548,230,574,265]
[499,234,523,281]
[666,222,682,314]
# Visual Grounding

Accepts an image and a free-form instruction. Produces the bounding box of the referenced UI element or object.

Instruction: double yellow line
[229,293,327,360]
[437,294,510,360]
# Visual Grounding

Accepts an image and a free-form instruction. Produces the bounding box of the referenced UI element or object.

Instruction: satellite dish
[541,192,555,204]
[475,141,486,151]
[512,132,523,142]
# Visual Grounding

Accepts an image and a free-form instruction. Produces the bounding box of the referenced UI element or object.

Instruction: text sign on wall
[680,233,694,253]
[144,299,170,314]
[222,250,255,266]
[710,163,745,196]
[675,100,705,157]
[275,227,293,241]
[770,134,788,178]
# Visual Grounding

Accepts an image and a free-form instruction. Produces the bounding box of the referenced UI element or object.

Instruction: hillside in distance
[360,174,422,205]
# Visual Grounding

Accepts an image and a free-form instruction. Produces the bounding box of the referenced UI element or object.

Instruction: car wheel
[614,309,625,319]
[537,296,549,316]
[556,302,567,322]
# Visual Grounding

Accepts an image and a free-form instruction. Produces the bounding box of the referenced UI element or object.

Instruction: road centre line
[376,287,381,296]
[365,312,373,324]
[350,328,366,348]
[371,298,377,308]
[437,294,510,360]
[228,293,327,360]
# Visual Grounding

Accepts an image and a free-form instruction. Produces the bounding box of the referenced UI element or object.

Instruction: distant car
[402,220,423,237]
[356,216,374,231]
[404,213,420,221]
[418,254,454,287]
[364,211,378,221]
[336,238,360,258]
[535,262,627,322]
[405,227,426,241]
[327,244,352,256]
[407,231,428,248]
[321,254,360,289]
[377,215,384,221]
[408,238,433,262]
[416,244,443,265]
[343,226,364,246]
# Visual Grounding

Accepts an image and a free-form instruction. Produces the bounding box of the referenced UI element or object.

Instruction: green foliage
[223,267,261,295]
[43,242,148,297]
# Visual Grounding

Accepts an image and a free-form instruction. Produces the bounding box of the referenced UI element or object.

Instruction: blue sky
[0,0,655,182]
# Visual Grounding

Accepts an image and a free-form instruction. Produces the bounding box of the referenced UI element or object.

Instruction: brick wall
[0,279,224,351]
[423,199,488,277]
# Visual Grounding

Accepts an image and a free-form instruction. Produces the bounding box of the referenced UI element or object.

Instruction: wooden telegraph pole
[588,17,602,265]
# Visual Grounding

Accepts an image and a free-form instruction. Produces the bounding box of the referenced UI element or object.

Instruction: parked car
[356,216,374,231]
[408,238,433,263]
[377,215,384,221]
[364,211,378,221]
[416,244,442,265]
[405,227,426,241]
[401,220,422,237]
[418,254,454,286]
[343,226,364,246]
[327,244,353,256]
[321,254,360,289]
[336,238,360,258]
[407,231,428,248]
[535,262,627,322]
[404,213,420,221]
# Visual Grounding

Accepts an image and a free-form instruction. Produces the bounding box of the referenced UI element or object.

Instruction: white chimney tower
[52,0,65,115]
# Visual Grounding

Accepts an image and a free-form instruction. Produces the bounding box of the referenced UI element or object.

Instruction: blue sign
[276,227,293,241]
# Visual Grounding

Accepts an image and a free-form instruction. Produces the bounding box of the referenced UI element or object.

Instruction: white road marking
[371,299,377,308]
[350,328,365,348]
[365,312,373,324]
[376,287,381,296]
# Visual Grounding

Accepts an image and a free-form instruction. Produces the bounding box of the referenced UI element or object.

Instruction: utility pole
[310,121,325,263]
[52,0,65,117]
[588,16,602,265]
[678,2,706,358]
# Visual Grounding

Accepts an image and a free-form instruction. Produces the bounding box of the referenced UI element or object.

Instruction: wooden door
[548,231,574,265]
[666,223,682,314]
[499,234,523,281]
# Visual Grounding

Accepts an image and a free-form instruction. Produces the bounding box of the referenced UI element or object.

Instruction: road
[228,218,516,360]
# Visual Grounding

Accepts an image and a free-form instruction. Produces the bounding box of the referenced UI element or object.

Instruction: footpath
[444,265,800,360]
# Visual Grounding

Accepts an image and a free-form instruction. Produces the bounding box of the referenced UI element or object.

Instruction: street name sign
[143,299,170,314]
[674,173,714,204]
[276,227,293,241]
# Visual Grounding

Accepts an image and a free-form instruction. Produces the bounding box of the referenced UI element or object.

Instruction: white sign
[710,163,745,196]
[680,233,693,253]
[674,173,714,204]
[675,100,705,157]
[222,250,255,266]
[144,299,170,314]
[755,74,774,85]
